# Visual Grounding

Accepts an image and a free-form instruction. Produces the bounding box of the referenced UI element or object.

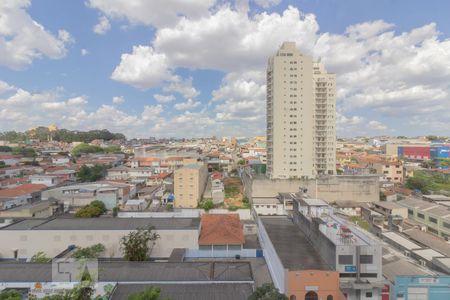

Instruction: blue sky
[1,0,450,138]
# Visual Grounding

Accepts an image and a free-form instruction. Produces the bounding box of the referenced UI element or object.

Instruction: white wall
[0,229,198,259]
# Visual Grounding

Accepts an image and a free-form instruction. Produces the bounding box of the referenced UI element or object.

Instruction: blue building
[430,146,450,159]
[393,275,450,300]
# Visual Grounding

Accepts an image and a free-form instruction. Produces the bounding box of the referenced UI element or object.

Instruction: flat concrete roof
[1,217,200,231]
[0,261,253,282]
[403,228,450,257]
[260,217,331,271]
[382,232,422,251]
[412,249,445,262]
[111,283,254,300]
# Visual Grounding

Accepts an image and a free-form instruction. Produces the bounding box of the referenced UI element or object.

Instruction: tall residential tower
[266,42,336,179]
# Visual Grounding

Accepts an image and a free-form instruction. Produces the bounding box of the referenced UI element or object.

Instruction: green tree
[77,164,108,182]
[199,199,214,211]
[112,206,120,217]
[0,161,6,168]
[238,159,246,165]
[72,243,105,259]
[248,284,288,300]
[90,200,106,213]
[120,226,160,261]
[71,143,104,157]
[12,146,36,157]
[0,290,21,300]
[405,176,430,194]
[31,251,51,262]
[128,287,170,300]
[75,205,103,218]
[0,146,12,152]
[104,145,122,153]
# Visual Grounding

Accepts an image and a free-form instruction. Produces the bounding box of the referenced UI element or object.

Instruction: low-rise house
[0,177,30,189]
[0,200,53,218]
[45,168,77,181]
[30,175,62,187]
[198,214,245,252]
[372,201,408,219]
[0,155,21,166]
[0,183,47,210]
[42,182,131,210]
[124,199,146,211]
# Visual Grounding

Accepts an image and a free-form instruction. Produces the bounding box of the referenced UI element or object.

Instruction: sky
[0,0,450,138]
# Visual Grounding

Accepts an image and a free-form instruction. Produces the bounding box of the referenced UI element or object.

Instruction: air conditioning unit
[419,259,426,266]
[404,250,410,257]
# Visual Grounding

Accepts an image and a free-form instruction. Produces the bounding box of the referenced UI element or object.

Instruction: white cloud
[111,46,174,89]
[213,70,266,122]
[0,0,73,69]
[253,0,282,8]
[93,15,111,34]
[81,49,89,56]
[112,96,125,104]
[163,76,200,99]
[153,6,319,72]
[154,94,175,103]
[174,98,201,110]
[368,120,388,131]
[87,0,215,28]
[141,104,164,121]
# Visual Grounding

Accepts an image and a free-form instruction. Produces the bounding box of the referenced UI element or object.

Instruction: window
[305,291,318,300]
[408,209,413,215]
[360,255,373,264]
[429,216,437,224]
[444,222,450,229]
[327,296,333,300]
[365,292,372,298]
[290,296,296,300]
[417,213,425,219]
[338,255,353,264]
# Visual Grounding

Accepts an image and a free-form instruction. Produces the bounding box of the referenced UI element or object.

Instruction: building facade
[174,163,207,208]
[266,41,336,180]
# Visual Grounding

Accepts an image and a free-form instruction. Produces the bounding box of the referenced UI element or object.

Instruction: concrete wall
[287,270,342,300]
[249,175,379,203]
[257,217,287,293]
[0,229,198,259]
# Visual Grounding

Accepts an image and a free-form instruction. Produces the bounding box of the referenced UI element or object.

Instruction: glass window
[360,255,373,264]
[338,255,353,264]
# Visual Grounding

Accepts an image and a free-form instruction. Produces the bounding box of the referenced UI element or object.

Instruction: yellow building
[174,163,207,208]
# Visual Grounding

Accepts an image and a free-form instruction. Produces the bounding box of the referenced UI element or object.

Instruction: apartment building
[174,163,207,208]
[373,161,403,183]
[266,41,336,180]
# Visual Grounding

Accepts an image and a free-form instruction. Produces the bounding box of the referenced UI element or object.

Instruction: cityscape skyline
[1,0,450,138]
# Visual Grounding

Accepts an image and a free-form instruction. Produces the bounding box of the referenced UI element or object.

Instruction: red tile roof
[0,183,47,198]
[198,214,245,246]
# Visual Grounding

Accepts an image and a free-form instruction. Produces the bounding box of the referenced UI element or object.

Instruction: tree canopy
[75,200,107,218]
[0,290,22,300]
[77,164,108,182]
[0,128,125,143]
[120,226,160,261]
[31,251,51,263]
[72,243,105,259]
[128,287,170,300]
[248,284,287,300]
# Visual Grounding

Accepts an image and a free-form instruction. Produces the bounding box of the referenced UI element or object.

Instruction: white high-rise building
[266,42,336,179]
